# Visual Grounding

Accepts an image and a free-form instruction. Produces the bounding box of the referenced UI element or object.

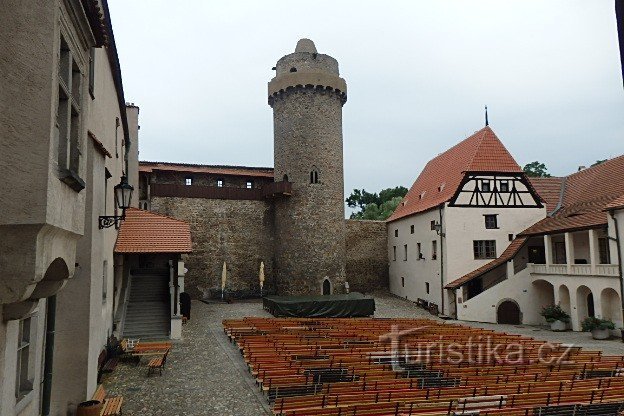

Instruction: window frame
[410,225,414,234]
[499,180,509,193]
[484,214,499,229]
[15,316,35,401]
[246,180,253,189]
[481,180,491,193]
[217,179,224,188]
[473,240,497,259]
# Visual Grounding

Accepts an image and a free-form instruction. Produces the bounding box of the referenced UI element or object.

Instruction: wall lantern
[433,221,445,237]
[98,175,134,229]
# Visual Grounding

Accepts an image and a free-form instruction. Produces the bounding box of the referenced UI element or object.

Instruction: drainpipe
[608,211,624,324]
[439,206,445,316]
[41,295,56,416]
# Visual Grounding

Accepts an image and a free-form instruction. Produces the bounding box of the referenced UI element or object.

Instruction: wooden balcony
[150,181,292,201]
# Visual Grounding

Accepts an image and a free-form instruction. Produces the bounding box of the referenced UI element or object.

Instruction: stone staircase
[122,269,170,340]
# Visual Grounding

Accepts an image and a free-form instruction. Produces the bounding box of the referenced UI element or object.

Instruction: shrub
[540,304,570,323]
[581,317,615,332]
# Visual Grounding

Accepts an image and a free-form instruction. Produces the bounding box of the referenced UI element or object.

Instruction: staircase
[122,269,170,340]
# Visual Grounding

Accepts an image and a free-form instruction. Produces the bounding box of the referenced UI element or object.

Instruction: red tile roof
[139,161,274,178]
[388,127,522,222]
[445,237,528,289]
[114,208,192,254]
[88,131,112,158]
[520,155,624,236]
[605,193,624,211]
[528,177,563,214]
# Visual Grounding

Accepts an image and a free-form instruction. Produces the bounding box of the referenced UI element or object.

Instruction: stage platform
[262,292,375,318]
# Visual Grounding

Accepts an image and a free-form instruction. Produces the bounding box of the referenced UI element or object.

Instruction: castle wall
[345,220,388,293]
[150,196,274,298]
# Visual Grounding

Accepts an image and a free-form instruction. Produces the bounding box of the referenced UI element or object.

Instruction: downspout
[608,211,624,324]
[439,206,445,316]
[41,295,56,416]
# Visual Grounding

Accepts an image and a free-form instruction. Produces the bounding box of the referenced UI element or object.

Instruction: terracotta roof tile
[528,177,563,214]
[388,127,522,222]
[605,193,624,211]
[139,161,274,178]
[114,208,192,253]
[445,237,527,289]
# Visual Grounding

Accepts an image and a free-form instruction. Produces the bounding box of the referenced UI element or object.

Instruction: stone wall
[345,219,389,293]
[151,196,275,298]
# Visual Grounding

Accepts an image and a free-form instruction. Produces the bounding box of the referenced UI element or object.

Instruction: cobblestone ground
[104,292,624,415]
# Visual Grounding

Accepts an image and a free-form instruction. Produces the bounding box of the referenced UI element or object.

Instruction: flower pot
[550,320,567,331]
[591,328,611,340]
[76,400,103,416]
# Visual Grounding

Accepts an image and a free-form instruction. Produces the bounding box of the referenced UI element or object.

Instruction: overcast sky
[109,0,623,199]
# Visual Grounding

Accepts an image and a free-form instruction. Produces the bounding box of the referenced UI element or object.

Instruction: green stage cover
[263,292,375,318]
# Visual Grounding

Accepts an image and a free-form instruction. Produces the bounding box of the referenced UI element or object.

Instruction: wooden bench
[148,350,169,376]
[97,350,118,382]
[92,384,123,416]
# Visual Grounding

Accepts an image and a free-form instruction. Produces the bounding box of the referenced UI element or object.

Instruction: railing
[151,181,292,201]
[529,263,619,277]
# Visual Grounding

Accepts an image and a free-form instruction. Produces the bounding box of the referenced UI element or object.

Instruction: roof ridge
[140,161,274,171]
[565,154,624,179]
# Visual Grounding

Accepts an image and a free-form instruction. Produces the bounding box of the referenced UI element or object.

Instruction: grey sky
[109,0,623,199]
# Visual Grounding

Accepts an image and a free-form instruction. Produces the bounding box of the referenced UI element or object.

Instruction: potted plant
[581,317,615,340]
[540,304,570,331]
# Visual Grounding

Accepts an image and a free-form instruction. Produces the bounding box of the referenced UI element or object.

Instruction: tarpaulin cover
[263,292,375,318]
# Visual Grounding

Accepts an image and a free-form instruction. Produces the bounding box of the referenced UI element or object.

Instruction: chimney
[578,165,586,171]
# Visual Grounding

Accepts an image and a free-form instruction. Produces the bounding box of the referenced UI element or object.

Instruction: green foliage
[581,317,615,332]
[540,304,570,323]
[523,161,551,178]
[591,159,607,167]
[347,187,408,221]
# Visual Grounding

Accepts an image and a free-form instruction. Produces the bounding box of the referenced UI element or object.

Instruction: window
[217,179,224,187]
[16,317,35,400]
[481,180,491,192]
[484,214,498,229]
[508,233,514,241]
[283,174,289,182]
[432,240,437,260]
[430,220,436,231]
[410,225,414,234]
[401,277,405,288]
[474,240,497,259]
[499,181,509,192]
[246,181,253,189]
[102,260,108,301]
[417,242,422,259]
[403,244,408,261]
[185,177,193,186]
[425,282,430,294]
[392,246,396,261]
[88,47,95,99]
[310,168,319,184]
[57,35,84,188]
[598,238,611,264]
[394,229,398,238]
[290,67,297,72]
[104,168,111,214]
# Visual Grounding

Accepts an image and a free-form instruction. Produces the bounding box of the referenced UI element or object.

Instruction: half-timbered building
[387,126,547,317]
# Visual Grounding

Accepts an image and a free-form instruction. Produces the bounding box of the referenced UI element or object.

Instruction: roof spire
[485,105,489,127]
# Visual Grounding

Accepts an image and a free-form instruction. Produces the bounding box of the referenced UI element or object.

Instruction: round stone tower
[268,39,347,295]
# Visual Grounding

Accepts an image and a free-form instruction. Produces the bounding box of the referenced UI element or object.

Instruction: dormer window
[419,191,426,200]
[438,183,445,192]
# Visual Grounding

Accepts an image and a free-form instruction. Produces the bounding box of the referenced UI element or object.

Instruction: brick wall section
[150,196,275,298]
[345,219,389,292]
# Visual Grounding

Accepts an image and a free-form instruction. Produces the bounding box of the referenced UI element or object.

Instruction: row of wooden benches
[222,317,624,415]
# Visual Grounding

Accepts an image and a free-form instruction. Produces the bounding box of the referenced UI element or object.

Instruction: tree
[347,187,407,220]
[523,161,551,178]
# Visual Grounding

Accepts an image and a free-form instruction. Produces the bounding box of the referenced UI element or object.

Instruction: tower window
[401,277,405,288]
[310,169,319,184]
[410,225,414,234]
[392,246,396,261]
[290,67,297,72]
[394,229,398,238]
[403,244,408,261]
[425,282,430,294]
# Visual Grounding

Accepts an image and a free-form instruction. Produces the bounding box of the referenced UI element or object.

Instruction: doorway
[497,300,521,325]
[322,279,331,295]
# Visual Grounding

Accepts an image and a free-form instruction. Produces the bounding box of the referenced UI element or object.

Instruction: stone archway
[558,284,571,317]
[322,278,332,295]
[497,299,521,325]
[600,288,622,327]
[576,285,594,322]
[533,280,555,309]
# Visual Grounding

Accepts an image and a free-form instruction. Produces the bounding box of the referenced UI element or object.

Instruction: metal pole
[41,295,56,416]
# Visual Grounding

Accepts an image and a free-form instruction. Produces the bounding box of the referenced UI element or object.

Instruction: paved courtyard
[104,292,624,415]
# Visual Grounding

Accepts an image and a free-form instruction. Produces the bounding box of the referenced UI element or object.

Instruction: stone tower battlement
[270,39,348,295]
[268,39,347,107]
